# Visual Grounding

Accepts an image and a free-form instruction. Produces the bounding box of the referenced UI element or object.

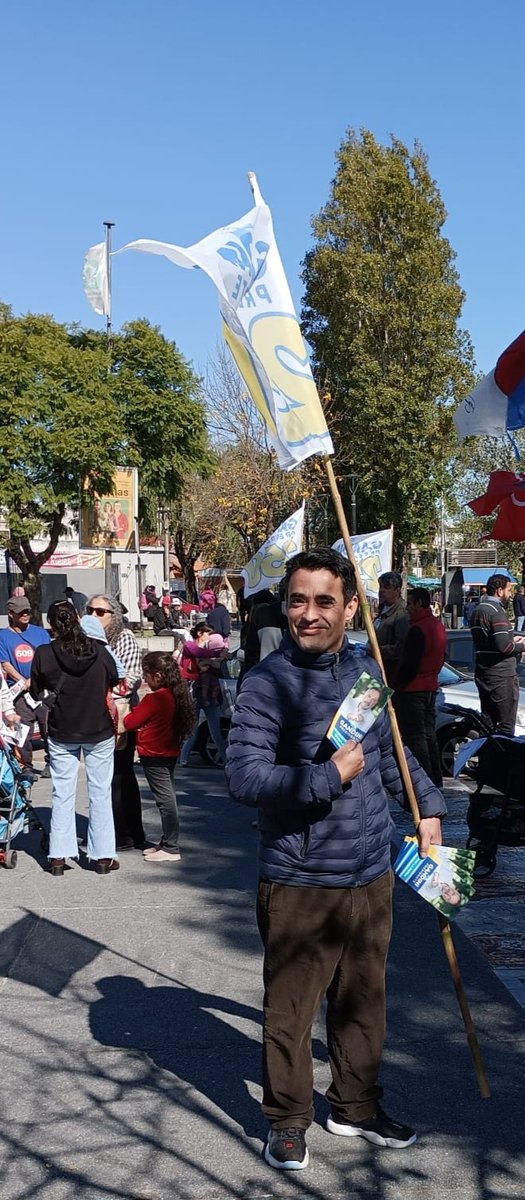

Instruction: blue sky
[2,1,525,379]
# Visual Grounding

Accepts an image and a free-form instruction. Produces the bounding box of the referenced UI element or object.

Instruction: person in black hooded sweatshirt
[30,601,119,877]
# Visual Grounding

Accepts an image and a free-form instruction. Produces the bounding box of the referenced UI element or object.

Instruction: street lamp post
[157,503,171,588]
[307,495,330,547]
[318,494,329,545]
[346,474,359,537]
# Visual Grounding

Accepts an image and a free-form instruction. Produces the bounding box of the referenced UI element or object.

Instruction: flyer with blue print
[327,671,393,747]
[394,837,476,919]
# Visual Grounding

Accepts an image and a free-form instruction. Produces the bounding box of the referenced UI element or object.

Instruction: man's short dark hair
[284,548,357,604]
[486,573,512,595]
[408,587,431,608]
[378,571,403,592]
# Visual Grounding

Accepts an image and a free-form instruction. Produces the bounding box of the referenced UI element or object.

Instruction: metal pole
[348,473,359,536]
[102,221,115,602]
[440,497,446,577]
[104,550,113,597]
[136,516,144,633]
[164,517,170,588]
[103,220,114,353]
[5,546,12,597]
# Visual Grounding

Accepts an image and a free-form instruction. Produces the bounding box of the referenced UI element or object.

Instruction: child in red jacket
[124,652,195,862]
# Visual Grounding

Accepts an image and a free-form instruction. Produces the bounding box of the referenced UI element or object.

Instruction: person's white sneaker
[327,1106,416,1148]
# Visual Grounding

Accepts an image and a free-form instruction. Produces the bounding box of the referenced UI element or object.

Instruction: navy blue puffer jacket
[226,633,446,888]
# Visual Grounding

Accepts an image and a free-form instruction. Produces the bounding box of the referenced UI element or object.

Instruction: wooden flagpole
[323,456,490,1099]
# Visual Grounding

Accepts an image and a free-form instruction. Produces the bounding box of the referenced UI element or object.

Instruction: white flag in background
[241,504,305,598]
[332,528,393,598]
[83,242,109,316]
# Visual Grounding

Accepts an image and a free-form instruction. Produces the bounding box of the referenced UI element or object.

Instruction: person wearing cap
[0,597,51,769]
[369,572,410,688]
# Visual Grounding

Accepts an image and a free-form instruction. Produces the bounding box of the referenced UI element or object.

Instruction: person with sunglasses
[86,595,145,850]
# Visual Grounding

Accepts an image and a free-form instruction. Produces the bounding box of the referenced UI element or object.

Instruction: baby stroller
[466,734,525,876]
[0,734,48,869]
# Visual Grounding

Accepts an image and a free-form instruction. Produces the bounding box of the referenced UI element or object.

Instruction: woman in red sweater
[124,652,195,863]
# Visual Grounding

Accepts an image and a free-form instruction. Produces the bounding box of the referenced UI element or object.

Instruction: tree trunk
[23,568,44,625]
[183,561,198,604]
[394,542,410,593]
[173,528,199,603]
[7,546,44,624]
[7,504,65,625]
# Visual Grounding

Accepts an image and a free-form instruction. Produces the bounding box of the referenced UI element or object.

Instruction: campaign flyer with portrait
[394,838,476,920]
[80,468,137,550]
[327,671,393,747]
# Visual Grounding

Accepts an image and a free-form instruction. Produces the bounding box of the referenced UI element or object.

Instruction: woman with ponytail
[30,601,119,877]
[124,652,194,863]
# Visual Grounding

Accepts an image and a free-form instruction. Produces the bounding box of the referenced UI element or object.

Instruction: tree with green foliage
[301,129,476,567]
[74,319,213,530]
[0,308,211,619]
[0,305,122,619]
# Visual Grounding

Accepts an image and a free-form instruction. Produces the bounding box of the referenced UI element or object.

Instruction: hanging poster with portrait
[80,467,138,550]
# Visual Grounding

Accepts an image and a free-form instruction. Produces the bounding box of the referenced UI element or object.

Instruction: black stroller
[0,734,48,868]
[466,733,525,875]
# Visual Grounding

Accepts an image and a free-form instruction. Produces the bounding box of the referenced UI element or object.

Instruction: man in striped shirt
[470,574,525,735]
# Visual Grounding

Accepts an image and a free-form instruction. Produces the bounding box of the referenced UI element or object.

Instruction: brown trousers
[256,870,393,1130]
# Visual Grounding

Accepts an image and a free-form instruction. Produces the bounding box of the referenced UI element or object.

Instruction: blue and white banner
[241,503,305,598]
[84,177,334,471]
[332,528,393,598]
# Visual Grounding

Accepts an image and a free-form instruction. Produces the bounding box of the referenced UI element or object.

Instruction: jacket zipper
[338,650,367,878]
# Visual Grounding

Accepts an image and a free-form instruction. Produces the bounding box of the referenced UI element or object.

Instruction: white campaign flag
[453,328,525,441]
[110,177,334,470]
[83,242,109,316]
[453,369,509,440]
[241,504,305,598]
[332,528,393,598]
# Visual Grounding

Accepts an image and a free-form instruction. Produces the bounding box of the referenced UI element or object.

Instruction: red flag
[468,471,525,540]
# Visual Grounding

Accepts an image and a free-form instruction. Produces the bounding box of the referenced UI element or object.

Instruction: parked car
[446,626,525,682]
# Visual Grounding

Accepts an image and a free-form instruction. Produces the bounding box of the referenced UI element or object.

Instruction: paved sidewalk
[0,762,524,1199]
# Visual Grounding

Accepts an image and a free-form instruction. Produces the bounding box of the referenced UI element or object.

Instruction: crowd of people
[0,582,236,875]
[2,558,523,1172]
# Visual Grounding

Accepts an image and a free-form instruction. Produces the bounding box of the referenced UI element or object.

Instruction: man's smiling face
[286,568,358,655]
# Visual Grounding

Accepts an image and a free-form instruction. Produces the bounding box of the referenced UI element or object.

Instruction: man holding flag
[226,548,445,1171]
